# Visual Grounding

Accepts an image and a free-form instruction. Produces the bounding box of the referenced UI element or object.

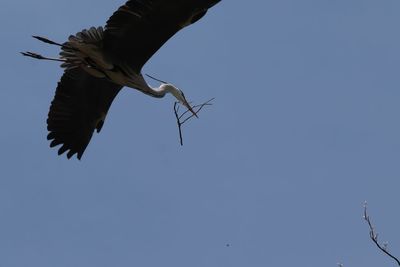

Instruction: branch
[363,202,400,266]
[180,98,214,124]
[174,102,184,146]
[173,98,214,146]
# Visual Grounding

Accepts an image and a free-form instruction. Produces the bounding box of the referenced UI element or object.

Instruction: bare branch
[173,98,214,146]
[180,98,214,124]
[173,102,184,146]
[363,202,400,266]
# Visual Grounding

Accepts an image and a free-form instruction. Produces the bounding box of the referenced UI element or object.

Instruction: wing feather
[47,68,122,159]
[103,0,220,72]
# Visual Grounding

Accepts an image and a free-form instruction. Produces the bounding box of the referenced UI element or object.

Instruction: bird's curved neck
[129,75,171,98]
[142,85,169,98]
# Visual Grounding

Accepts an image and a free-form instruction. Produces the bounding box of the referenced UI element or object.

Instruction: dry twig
[363,202,400,266]
[173,98,214,145]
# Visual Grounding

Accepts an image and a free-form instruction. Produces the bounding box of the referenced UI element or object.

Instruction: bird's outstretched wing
[47,68,122,160]
[103,0,221,72]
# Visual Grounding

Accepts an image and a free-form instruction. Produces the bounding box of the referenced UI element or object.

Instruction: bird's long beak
[181,95,198,118]
[184,102,199,118]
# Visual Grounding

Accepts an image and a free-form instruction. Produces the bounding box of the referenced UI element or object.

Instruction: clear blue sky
[1,0,400,266]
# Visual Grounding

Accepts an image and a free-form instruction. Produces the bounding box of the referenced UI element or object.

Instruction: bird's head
[161,84,198,118]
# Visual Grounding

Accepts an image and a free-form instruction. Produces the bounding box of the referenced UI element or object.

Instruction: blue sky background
[1,0,400,266]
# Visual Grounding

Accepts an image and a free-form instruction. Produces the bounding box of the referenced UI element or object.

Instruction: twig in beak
[180,98,214,124]
[173,98,214,146]
[174,102,184,146]
[181,93,199,118]
[184,102,199,118]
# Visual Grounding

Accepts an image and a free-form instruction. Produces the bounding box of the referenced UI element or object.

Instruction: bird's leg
[32,35,75,50]
[32,35,64,46]
[20,51,65,62]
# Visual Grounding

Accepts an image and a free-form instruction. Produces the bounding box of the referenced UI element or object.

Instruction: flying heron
[22,0,221,160]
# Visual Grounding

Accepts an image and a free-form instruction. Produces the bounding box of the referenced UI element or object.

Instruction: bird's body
[22,0,221,159]
[60,27,150,95]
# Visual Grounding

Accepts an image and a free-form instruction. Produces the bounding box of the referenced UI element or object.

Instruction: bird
[22,0,221,160]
